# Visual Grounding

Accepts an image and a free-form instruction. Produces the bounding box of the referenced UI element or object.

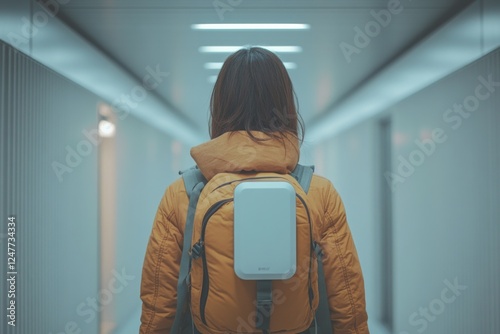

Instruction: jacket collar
[190,131,300,180]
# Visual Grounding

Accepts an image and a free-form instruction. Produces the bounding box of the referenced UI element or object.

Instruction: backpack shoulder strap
[291,164,315,193]
[171,165,207,333]
[179,165,207,199]
[313,242,333,333]
[291,164,333,333]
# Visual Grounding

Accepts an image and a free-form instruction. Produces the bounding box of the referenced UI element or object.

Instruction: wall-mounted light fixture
[98,103,116,138]
[99,119,115,138]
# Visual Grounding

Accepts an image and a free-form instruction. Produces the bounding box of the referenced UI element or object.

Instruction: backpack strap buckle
[313,241,323,257]
[190,240,205,260]
[256,297,272,314]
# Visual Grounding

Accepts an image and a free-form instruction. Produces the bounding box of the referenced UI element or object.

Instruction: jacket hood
[190,131,300,180]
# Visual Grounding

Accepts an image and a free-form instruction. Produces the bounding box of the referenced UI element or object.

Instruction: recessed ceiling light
[199,46,303,53]
[192,23,310,30]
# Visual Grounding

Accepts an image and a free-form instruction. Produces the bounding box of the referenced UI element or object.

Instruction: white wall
[312,47,500,334]
[1,40,100,334]
[389,47,499,334]
[0,38,194,334]
[310,117,387,332]
[112,113,194,333]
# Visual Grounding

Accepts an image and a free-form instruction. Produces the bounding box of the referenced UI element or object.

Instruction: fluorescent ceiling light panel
[199,46,303,53]
[204,62,297,70]
[266,46,303,53]
[204,62,223,70]
[192,23,310,30]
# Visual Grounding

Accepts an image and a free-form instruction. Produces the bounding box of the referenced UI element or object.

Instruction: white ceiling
[53,0,473,140]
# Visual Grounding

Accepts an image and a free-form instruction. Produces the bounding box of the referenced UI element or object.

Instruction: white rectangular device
[233,181,296,280]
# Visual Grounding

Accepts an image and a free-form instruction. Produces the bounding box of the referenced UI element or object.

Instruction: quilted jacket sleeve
[140,185,182,334]
[319,180,369,334]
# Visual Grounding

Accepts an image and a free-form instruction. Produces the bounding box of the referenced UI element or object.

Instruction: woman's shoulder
[310,173,338,195]
[309,174,344,215]
[153,177,189,231]
[163,176,188,202]
[156,176,188,214]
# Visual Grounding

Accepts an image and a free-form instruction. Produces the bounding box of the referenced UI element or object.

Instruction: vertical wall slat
[487,48,500,334]
[0,40,100,334]
[0,39,6,334]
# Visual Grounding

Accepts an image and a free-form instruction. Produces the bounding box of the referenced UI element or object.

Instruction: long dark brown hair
[209,47,305,145]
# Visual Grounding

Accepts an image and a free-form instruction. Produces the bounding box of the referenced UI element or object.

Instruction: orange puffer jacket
[140,131,369,334]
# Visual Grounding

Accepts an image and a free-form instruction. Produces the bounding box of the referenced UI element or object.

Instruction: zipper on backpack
[193,198,234,325]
